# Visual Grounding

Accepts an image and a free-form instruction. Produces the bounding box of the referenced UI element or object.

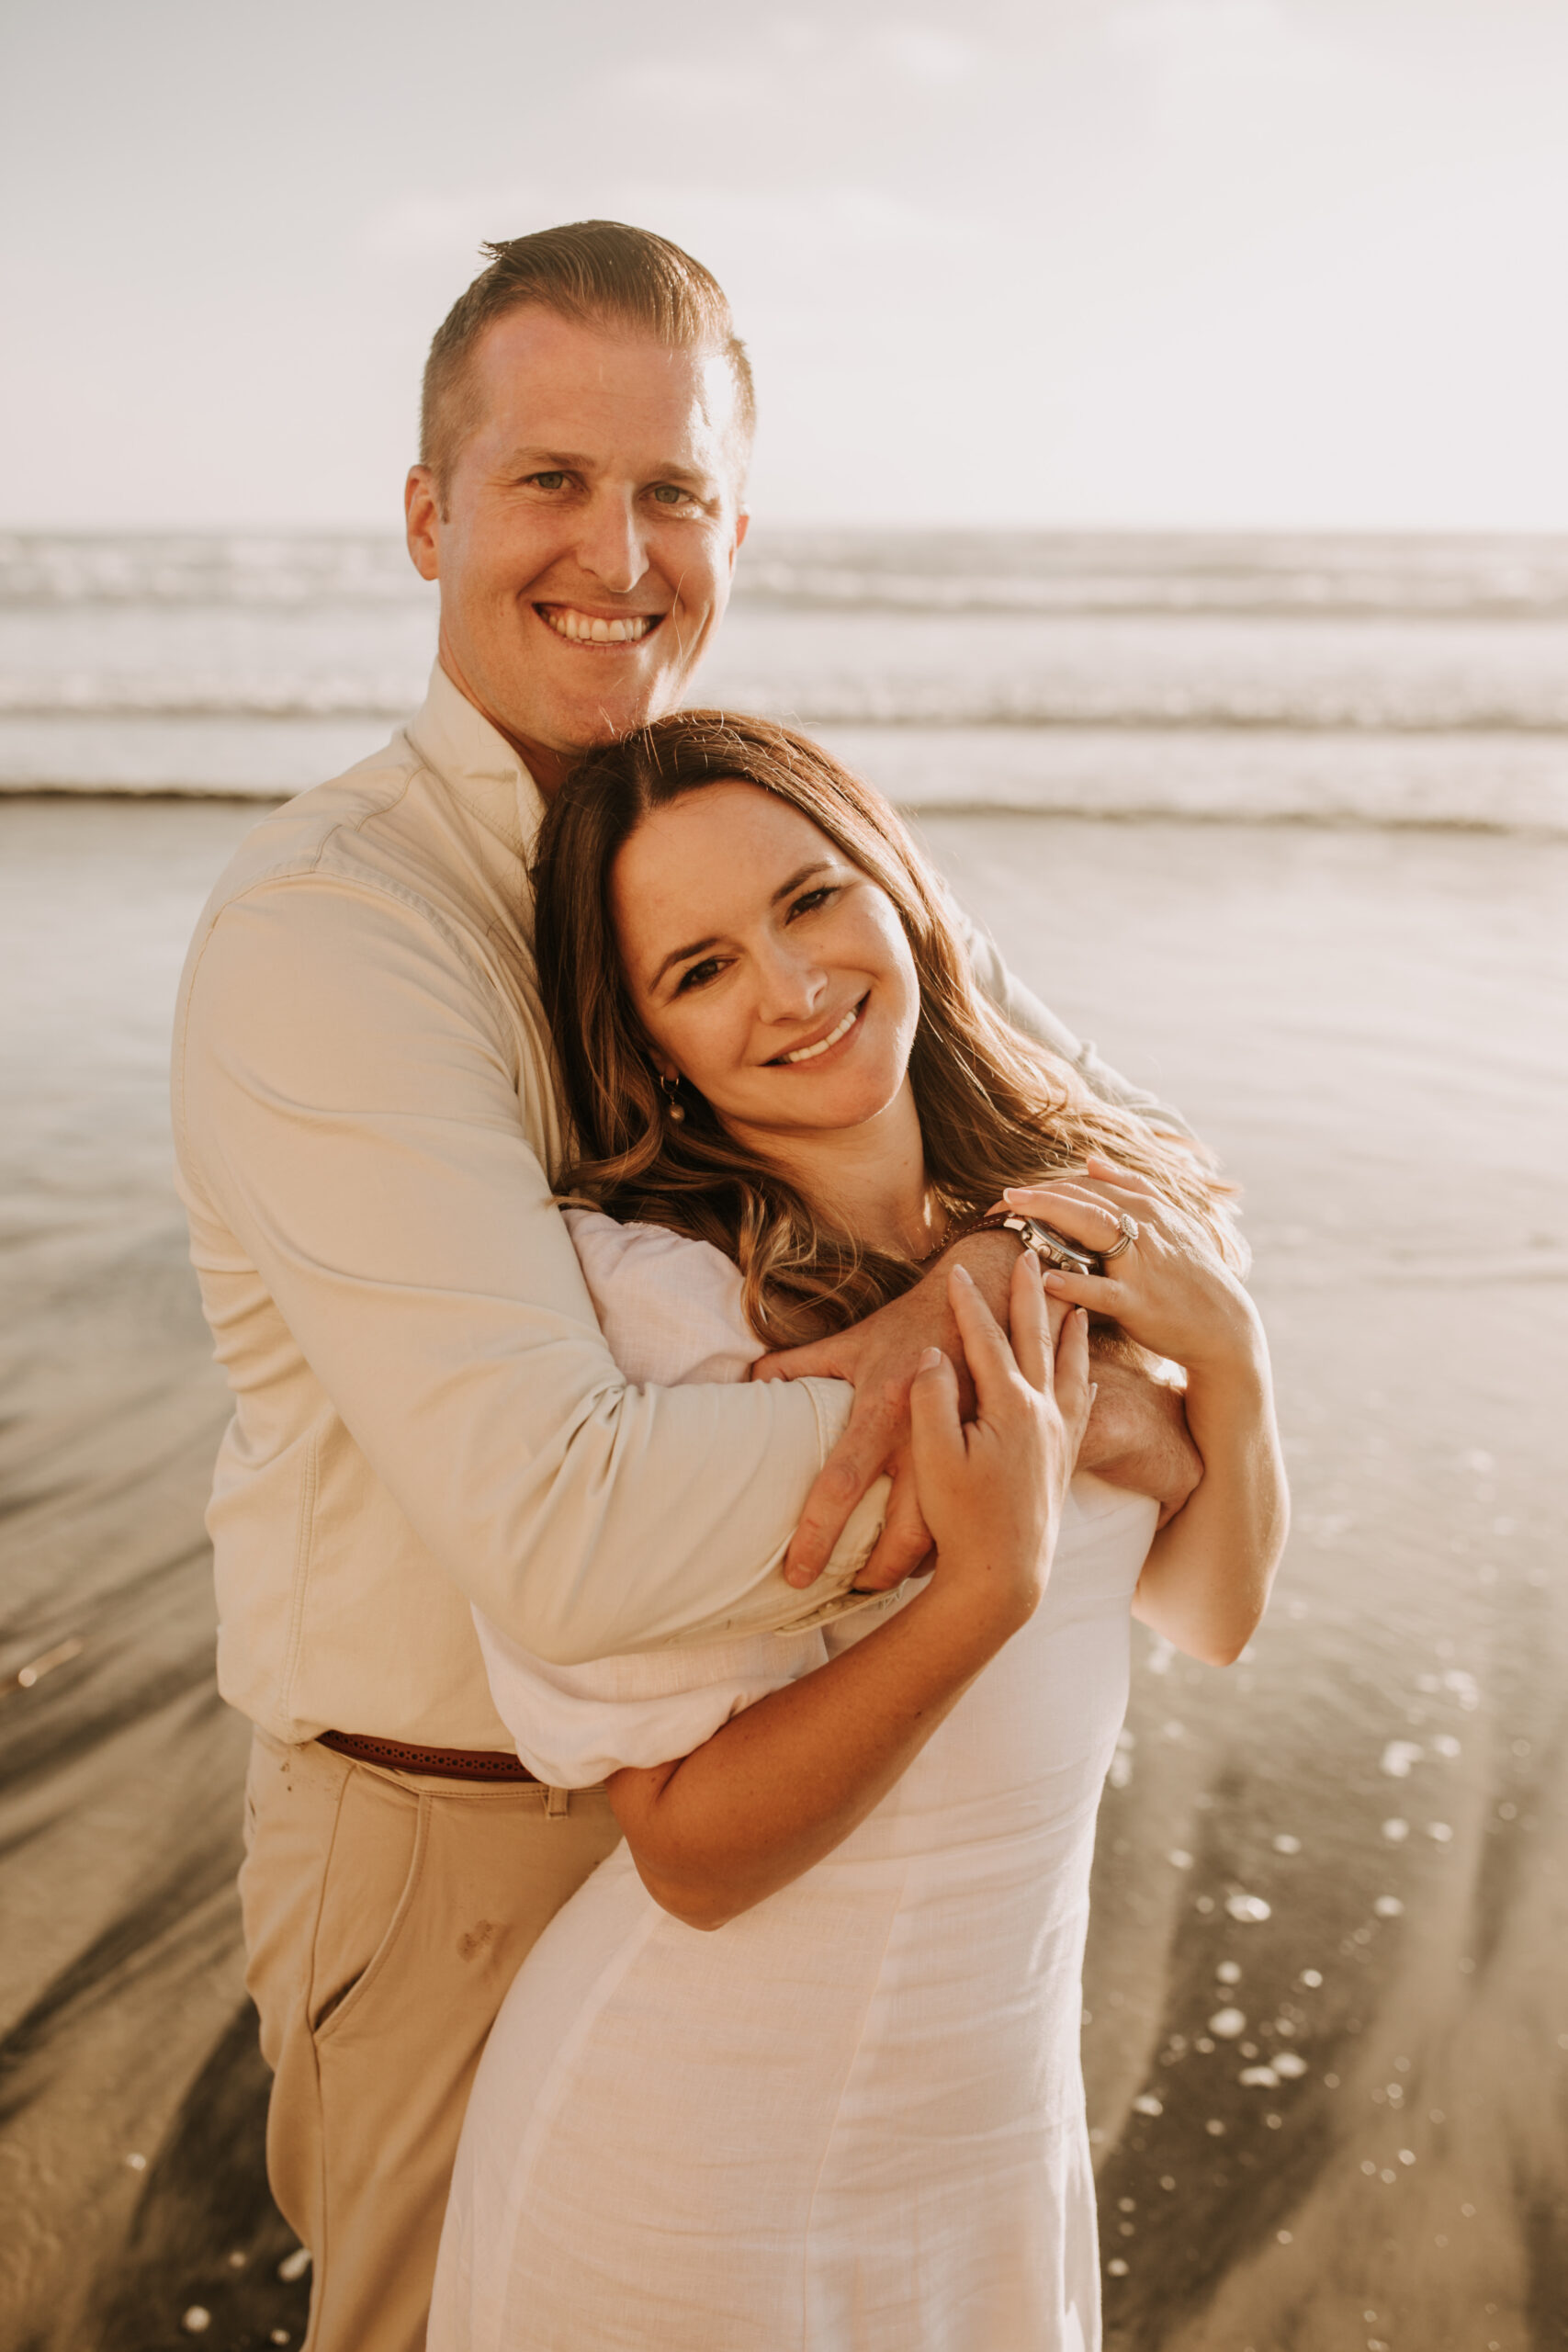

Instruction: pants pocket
[310,1771,430,2042]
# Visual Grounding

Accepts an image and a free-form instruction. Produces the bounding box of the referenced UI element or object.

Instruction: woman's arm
[609,1261,1090,1930]
[608,1575,1003,1929]
[1004,1158,1290,1668]
[1127,1330,1284,1664]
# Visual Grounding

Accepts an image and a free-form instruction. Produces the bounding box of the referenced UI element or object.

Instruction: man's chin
[501,686,692,791]
[552,681,692,751]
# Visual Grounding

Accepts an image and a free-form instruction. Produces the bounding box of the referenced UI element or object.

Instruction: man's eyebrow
[497,447,717,492]
[647,864,837,991]
[497,447,593,474]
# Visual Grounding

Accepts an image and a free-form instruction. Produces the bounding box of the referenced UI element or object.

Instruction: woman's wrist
[1177,1293,1270,1390]
[1179,1333,1275,1443]
[907,1560,1036,1660]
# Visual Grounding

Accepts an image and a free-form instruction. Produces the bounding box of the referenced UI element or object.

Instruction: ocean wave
[0,533,431,609]
[5,717,1565,834]
[8,528,1568,618]
[739,546,1568,618]
[6,672,1568,733]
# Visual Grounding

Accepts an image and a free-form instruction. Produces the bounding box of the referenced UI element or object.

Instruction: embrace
[173,221,1287,2352]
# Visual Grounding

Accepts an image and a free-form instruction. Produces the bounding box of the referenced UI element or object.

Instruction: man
[174,220,1198,2352]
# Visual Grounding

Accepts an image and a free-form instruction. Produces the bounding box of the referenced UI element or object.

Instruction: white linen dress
[428,1211,1157,2352]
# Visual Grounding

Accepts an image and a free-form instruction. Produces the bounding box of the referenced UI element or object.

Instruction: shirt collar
[403,661,549,865]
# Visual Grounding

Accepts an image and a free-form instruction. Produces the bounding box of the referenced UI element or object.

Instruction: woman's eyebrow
[646,865,838,991]
[771,861,833,904]
[649,933,719,990]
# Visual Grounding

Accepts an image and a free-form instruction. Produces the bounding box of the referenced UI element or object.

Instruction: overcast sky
[6,0,1567,532]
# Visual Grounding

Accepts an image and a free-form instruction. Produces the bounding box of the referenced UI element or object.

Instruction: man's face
[405,309,749,792]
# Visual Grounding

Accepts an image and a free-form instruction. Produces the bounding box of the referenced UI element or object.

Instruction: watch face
[1017,1217,1102,1278]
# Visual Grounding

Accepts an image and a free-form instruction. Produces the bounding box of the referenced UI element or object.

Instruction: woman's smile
[767,994,869,1069]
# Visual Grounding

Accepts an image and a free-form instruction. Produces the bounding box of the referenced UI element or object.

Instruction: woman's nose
[756,941,827,1026]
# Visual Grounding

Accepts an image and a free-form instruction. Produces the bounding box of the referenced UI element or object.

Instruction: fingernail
[918,1346,943,1370]
[952,1262,974,1285]
[1002,1187,1026,1203]
[785,1568,810,1589]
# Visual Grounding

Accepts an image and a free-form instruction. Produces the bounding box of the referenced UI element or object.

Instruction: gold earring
[660,1071,685,1125]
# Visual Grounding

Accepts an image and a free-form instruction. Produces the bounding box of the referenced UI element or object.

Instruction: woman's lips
[770,995,867,1068]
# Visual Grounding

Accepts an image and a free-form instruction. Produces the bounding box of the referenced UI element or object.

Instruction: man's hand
[753,1232,1022,1590]
[757,1232,1206,1586]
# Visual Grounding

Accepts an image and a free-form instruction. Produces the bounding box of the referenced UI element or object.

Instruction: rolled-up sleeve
[176,874,859,1667]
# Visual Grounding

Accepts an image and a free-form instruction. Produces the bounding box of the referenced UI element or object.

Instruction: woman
[429,716,1287,2351]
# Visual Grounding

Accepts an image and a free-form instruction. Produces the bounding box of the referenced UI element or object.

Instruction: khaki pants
[239,1727,622,2352]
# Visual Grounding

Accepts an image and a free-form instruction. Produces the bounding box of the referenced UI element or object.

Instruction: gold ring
[1100,1212,1139,1262]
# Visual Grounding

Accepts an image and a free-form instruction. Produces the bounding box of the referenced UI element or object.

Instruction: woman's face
[609,780,921,1153]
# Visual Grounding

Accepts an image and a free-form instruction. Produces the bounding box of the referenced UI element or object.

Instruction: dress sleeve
[558,1208,766,1386]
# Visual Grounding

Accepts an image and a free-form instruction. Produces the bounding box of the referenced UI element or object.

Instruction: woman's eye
[788,887,836,920]
[674,956,724,993]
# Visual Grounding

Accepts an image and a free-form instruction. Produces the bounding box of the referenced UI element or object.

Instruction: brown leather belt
[317,1729,539,1783]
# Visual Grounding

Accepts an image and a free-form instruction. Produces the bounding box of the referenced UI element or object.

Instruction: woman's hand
[1003,1156,1262,1380]
[1008,1156,1289,1666]
[909,1251,1092,1635]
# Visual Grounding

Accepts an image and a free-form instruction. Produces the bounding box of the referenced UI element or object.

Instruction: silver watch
[1000,1212,1103,1279]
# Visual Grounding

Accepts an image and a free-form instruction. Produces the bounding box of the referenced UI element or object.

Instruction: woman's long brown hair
[533,711,1241,1349]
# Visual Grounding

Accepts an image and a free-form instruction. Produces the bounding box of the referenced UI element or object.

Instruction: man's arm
[755,1236,1201,1589]
[175,876,890,1668]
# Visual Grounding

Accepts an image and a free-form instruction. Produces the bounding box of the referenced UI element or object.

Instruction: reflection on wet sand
[2,799,1564,2350]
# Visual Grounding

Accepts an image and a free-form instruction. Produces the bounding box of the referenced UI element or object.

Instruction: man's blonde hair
[419,220,755,498]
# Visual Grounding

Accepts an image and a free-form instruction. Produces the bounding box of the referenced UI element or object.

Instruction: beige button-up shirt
[173,665,1179,1749]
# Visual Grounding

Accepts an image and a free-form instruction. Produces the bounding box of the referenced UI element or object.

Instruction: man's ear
[733,508,750,559]
[405,467,441,582]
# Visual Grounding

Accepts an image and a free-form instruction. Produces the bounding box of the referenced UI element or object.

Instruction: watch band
[924,1210,1102,1279]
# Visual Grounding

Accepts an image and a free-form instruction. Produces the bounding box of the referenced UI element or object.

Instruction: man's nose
[574,490,649,597]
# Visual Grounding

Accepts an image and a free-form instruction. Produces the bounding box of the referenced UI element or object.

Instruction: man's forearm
[1077,1346,1201,1521]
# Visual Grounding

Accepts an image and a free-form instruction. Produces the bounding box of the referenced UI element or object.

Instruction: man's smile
[536,604,664,647]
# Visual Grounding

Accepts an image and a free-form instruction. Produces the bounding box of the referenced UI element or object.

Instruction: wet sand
[2,797,1565,2351]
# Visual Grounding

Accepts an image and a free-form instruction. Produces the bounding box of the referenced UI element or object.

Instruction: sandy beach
[2,793,1565,2352]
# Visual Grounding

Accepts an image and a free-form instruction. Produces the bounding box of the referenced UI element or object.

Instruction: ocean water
[5,526,1568,829]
